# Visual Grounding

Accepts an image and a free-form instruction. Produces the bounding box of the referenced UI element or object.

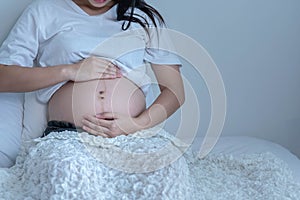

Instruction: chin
[88,0,113,8]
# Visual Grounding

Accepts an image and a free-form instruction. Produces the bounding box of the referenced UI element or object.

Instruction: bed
[188,135,300,199]
[1,119,300,199]
[1,87,300,200]
[202,135,300,182]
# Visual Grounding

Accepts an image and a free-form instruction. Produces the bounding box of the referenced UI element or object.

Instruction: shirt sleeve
[143,18,182,66]
[0,6,39,67]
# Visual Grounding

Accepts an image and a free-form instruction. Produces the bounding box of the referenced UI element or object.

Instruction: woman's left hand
[81,113,142,138]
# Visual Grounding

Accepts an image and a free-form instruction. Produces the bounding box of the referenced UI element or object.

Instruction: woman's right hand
[69,56,122,82]
[0,57,122,92]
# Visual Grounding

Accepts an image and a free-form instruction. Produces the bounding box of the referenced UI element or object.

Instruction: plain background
[0,0,299,158]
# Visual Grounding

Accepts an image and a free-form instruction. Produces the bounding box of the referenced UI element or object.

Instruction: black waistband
[42,120,83,137]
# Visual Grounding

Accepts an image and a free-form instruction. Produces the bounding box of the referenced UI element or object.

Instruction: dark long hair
[114,0,165,31]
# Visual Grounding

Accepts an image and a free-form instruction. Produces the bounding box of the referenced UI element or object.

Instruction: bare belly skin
[48,77,146,127]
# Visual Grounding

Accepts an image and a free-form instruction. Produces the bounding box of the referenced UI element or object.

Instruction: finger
[83,115,115,130]
[105,64,120,76]
[82,125,110,138]
[101,61,117,69]
[93,59,117,74]
[91,56,112,65]
[100,60,117,69]
[116,68,122,78]
[98,72,117,79]
[82,118,111,134]
[96,66,116,76]
[96,112,119,120]
[83,117,113,130]
[105,63,118,72]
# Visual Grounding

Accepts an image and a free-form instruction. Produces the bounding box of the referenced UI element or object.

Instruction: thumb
[96,112,119,119]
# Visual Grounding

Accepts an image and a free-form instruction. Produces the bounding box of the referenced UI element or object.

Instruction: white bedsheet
[192,136,300,183]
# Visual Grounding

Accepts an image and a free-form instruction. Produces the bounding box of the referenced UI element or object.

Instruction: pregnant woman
[0,0,197,199]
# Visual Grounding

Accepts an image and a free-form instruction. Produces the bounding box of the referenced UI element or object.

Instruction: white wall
[0,0,32,42]
[1,0,300,158]
[149,0,300,158]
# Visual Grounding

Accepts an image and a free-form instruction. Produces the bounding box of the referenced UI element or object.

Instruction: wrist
[60,64,77,81]
[134,104,168,131]
[134,113,151,131]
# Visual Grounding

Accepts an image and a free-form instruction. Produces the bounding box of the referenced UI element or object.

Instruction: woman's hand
[69,57,122,82]
[81,112,144,138]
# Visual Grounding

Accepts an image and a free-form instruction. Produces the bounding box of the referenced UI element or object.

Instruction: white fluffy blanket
[0,128,299,200]
[189,152,300,200]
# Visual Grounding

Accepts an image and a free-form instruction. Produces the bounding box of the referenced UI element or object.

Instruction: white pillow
[21,91,47,141]
[0,93,24,168]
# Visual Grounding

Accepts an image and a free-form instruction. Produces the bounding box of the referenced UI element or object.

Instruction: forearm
[136,87,185,130]
[0,57,120,93]
[135,64,185,131]
[0,64,73,92]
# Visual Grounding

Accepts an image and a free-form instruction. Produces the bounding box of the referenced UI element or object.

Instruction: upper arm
[151,63,185,105]
[151,63,183,91]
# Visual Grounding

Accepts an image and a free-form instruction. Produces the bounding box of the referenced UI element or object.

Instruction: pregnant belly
[48,77,146,127]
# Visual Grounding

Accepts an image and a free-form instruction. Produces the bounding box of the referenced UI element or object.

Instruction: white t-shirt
[0,0,181,103]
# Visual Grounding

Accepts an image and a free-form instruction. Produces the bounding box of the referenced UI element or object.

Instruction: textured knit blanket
[0,128,299,200]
